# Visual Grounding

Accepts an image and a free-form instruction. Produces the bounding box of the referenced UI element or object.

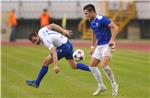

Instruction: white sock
[89,66,105,87]
[103,66,117,86]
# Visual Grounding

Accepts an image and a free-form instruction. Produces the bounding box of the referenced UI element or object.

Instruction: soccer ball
[73,49,85,62]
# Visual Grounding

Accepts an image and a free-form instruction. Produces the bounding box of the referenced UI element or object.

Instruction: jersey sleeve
[43,38,54,50]
[101,16,111,26]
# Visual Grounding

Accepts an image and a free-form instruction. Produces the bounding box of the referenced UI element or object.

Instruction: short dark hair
[28,32,37,41]
[83,4,96,12]
[43,9,47,12]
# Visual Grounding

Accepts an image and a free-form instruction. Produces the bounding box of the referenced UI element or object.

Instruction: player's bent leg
[90,57,100,67]
[89,57,106,96]
[42,55,53,66]
[67,59,90,71]
[101,56,118,96]
[67,59,76,69]
[26,55,53,88]
[101,56,110,67]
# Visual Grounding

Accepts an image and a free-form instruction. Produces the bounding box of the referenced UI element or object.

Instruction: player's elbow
[50,23,55,27]
[112,23,119,33]
[115,25,119,33]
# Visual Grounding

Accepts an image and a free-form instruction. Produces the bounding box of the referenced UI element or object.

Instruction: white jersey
[38,26,68,50]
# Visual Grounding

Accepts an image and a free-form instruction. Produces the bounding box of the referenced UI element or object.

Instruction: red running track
[1,40,149,52]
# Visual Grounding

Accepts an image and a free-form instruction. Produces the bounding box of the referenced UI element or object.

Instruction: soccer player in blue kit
[83,4,119,96]
[26,23,91,88]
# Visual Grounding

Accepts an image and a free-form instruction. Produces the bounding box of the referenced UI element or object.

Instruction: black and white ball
[73,49,85,62]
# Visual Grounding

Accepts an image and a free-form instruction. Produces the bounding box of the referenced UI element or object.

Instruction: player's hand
[64,30,73,37]
[109,40,116,52]
[53,65,60,74]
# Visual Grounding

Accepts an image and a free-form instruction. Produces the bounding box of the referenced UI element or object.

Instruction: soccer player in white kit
[26,23,91,88]
[83,4,119,96]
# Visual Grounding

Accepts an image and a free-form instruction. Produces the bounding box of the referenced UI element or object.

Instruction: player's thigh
[42,55,53,66]
[67,59,77,69]
[90,57,100,67]
[101,45,112,67]
[92,46,103,61]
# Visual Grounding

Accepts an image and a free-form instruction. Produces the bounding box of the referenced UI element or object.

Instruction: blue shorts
[51,41,74,60]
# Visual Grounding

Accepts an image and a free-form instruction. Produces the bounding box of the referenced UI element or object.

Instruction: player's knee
[42,59,51,66]
[101,64,107,68]
[42,60,48,66]
[68,60,77,69]
[70,63,77,69]
[101,61,109,67]
[90,57,100,67]
[71,65,77,69]
[90,61,99,67]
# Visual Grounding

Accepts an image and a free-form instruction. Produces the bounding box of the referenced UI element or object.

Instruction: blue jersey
[89,14,111,45]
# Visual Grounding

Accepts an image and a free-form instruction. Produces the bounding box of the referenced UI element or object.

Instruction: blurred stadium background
[1,0,150,40]
[1,0,150,98]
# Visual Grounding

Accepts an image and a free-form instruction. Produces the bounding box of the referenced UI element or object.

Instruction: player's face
[31,36,41,45]
[84,9,93,20]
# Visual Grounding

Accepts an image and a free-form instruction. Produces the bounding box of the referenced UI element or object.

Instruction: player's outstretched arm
[108,22,119,44]
[50,47,60,73]
[46,23,72,37]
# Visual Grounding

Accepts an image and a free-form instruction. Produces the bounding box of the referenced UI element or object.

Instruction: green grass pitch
[2,45,149,98]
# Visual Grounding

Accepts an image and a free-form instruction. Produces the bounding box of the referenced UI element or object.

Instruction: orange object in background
[40,9,49,27]
[8,10,17,26]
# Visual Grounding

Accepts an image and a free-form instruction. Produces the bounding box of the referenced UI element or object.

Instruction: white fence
[2,1,103,19]
[1,0,150,19]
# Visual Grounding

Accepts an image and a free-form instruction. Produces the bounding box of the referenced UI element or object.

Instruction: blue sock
[35,66,48,86]
[76,63,91,72]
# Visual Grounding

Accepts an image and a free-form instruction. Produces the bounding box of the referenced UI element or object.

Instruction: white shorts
[92,44,112,61]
